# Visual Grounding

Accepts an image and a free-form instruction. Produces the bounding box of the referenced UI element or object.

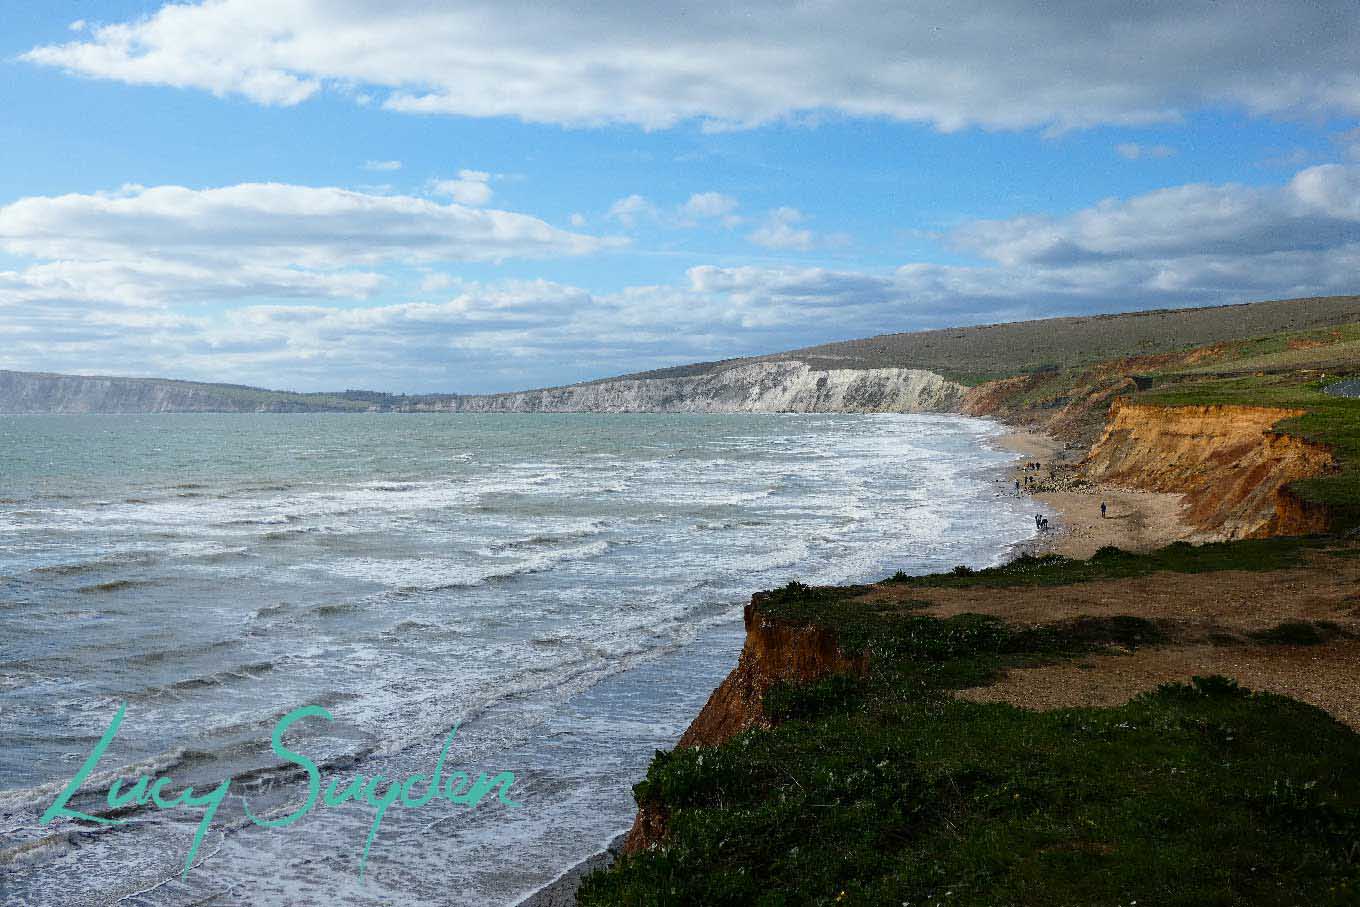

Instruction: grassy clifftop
[960,320,1360,532]
[582,539,1360,906]
[775,294,1360,385]
[581,305,1360,906]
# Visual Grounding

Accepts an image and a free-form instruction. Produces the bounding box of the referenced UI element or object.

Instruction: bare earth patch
[853,546,1360,730]
[958,640,1360,730]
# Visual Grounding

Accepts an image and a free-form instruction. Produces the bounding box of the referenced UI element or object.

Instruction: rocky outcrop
[622,598,868,852]
[1083,400,1337,538]
[440,361,964,414]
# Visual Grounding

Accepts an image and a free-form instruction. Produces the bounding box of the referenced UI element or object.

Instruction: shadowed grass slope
[580,544,1360,907]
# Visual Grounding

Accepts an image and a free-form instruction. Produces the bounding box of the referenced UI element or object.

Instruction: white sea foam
[0,411,1041,906]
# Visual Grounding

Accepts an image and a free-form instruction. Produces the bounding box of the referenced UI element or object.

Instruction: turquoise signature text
[40,703,521,879]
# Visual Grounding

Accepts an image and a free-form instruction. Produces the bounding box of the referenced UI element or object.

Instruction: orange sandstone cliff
[622,598,868,852]
[1083,399,1336,538]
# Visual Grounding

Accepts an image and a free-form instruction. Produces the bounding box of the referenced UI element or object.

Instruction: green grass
[618,295,1360,386]
[580,567,1360,906]
[583,680,1360,907]
[882,537,1318,590]
[1247,620,1351,646]
[1169,323,1360,377]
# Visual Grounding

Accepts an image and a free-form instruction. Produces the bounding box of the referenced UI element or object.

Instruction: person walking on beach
[1100,502,1107,519]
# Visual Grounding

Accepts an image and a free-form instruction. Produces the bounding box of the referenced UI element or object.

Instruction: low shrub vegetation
[580,551,1360,906]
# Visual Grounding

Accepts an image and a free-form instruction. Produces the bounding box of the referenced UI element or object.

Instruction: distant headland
[4,293,1359,415]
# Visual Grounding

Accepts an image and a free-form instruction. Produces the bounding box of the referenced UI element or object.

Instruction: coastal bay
[574,317,1360,905]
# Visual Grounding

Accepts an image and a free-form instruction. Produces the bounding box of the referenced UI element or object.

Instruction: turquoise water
[0,412,1039,905]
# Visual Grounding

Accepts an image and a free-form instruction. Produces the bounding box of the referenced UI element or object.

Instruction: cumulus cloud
[1115,142,1177,160]
[748,208,816,250]
[5,166,1360,393]
[679,192,740,226]
[21,1,1360,131]
[950,164,1360,267]
[606,191,742,229]
[607,194,657,228]
[0,182,610,265]
[430,170,493,206]
[0,182,614,307]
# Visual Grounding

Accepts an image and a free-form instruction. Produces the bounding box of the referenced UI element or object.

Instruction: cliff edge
[1082,400,1336,539]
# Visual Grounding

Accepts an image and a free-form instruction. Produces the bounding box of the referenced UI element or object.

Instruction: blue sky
[2,2,1359,392]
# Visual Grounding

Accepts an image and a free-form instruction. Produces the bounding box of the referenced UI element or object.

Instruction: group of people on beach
[1015,461,1044,495]
[1013,460,1107,529]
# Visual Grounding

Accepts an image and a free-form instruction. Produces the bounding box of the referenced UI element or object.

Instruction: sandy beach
[993,429,1202,559]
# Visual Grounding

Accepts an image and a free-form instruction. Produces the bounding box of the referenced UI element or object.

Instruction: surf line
[40,703,521,880]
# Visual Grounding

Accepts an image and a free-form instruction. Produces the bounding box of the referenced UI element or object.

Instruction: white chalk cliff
[440,360,965,413]
[0,361,965,414]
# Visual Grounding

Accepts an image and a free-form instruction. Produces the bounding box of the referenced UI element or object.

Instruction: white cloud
[418,272,456,293]
[747,207,815,250]
[607,194,656,228]
[950,164,1360,267]
[606,192,742,229]
[5,166,1360,393]
[569,213,587,227]
[22,1,1360,131]
[430,170,494,206]
[0,183,617,311]
[1115,142,1176,160]
[0,182,609,269]
[679,192,739,225]
[363,159,403,171]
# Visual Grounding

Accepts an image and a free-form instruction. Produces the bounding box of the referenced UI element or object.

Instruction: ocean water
[0,412,1039,905]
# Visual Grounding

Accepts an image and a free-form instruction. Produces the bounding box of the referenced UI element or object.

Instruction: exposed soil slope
[1083,400,1337,538]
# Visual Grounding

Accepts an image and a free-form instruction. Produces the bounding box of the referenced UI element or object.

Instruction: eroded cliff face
[443,360,965,413]
[1083,400,1336,538]
[623,598,867,852]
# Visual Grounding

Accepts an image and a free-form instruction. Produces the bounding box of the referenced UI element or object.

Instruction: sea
[0,412,1041,906]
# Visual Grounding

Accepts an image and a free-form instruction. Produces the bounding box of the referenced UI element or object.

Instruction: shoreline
[511,421,1071,902]
[512,833,628,907]
[514,420,1204,906]
[991,427,1203,559]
